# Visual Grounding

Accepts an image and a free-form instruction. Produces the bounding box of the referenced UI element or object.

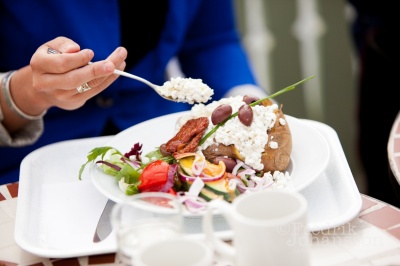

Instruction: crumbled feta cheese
[176,96,279,170]
[269,141,278,149]
[158,77,214,104]
[279,117,286,125]
[264,171,294,190]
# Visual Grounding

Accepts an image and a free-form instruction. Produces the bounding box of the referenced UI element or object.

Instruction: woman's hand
[29,36,127,111]
[1,36,127,133]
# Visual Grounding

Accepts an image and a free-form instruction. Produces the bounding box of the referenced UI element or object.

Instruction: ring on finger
[76,82,92,93]
[47,47,61,54]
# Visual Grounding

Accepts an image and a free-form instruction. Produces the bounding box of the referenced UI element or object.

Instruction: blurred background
[233,0,366,193]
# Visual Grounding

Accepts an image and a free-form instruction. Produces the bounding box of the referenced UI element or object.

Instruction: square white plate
[14,117,361,258]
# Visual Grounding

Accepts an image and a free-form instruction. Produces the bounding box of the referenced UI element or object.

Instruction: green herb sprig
[198,75,315,146]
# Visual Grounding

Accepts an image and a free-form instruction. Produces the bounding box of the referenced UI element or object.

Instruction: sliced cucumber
[199,188,224,201]
[183,177,239,202]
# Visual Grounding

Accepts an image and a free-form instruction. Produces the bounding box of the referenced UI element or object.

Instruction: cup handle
[202,199,235,261]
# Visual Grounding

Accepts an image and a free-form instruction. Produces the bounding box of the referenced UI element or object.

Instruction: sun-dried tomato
[164,117,209,155]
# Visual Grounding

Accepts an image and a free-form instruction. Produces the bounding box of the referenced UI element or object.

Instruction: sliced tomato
[138,160,170,192]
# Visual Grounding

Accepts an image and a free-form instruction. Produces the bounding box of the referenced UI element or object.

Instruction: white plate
[90,112,330,204]
[14,117,361,258]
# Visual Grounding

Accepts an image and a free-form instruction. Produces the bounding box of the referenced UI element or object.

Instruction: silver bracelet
[1,70,46,120]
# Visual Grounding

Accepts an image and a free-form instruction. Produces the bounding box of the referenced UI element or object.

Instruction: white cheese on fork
[158,77,214,104]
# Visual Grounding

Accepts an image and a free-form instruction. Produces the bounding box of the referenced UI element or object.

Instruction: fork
[47,47,176,102]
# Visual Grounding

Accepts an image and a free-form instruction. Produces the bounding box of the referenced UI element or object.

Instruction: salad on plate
[79,76,314,213]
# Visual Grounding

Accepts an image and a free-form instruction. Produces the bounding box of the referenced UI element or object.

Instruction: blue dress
[0,0,257,184]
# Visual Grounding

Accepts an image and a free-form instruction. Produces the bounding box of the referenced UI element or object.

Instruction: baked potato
[162,96,292,174]
[260,105,292,172]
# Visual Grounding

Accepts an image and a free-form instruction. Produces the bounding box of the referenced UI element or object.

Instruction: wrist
[1,70,47,120]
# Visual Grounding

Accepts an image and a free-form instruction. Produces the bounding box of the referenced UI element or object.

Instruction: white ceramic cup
[111,192,184,266]
[134,237,213,266]
[203,190,310,266]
